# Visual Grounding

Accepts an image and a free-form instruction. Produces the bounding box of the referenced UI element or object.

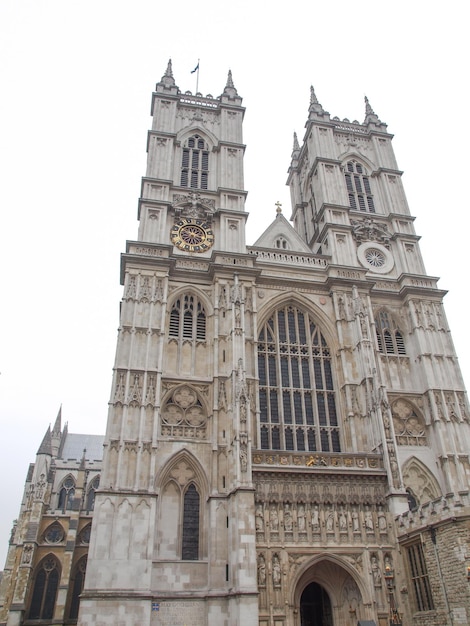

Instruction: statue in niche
[297,504,306,532]
[338,294,347,320]
[377,508,387,532]
[364,509,374,532]
[22,545,33,564]
[352,510,360,532]
[326,508,335,532]
[284,503,293,532]
[371,555,382,587]
[255,504,264,532]
[257,553,266,586]
[339,509,348,531]
[272,554,281,586]
[35,474,47,499]
[239,443,247,473]
[312,505,320,529]
[270,505,279,532]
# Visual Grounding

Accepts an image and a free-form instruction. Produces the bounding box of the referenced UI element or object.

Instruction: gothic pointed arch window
[344,160,375,213]
[257,305,340,452]
[67,556,87,620]
[86,475,100,512]
[157,457,205,562]
[182,483,200,560]
[375,310,406,355]
[169,294,206,341]
[28,555,60,620]
[58,476,75,512]
[180,134,209,190]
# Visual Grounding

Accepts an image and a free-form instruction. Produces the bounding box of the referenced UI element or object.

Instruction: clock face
[170,218,214,252]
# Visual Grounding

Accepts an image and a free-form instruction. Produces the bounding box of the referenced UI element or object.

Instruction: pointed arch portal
[300,582,333,626]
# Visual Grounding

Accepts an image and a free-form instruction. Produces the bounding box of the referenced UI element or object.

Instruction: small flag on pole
[191,63,199,74]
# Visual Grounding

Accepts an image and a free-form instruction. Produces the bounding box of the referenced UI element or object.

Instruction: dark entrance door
[300,582,333,626]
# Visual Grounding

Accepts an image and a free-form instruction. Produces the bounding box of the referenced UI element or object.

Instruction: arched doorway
[300,582,333,626]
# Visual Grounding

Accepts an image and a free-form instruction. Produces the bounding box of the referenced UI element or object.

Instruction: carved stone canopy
[172,192,215,221]
[351,218,391,246]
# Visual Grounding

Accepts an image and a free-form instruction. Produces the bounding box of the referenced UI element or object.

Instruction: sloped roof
[60,433,105,461]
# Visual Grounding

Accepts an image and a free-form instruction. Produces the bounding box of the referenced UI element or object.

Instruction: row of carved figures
[255,502,388,534]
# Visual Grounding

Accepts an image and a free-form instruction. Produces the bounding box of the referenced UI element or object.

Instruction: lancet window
[182,484,200,560]
[86,475,100,512]
[57,476,75,512]
[344,160,375,213]
[257,305,340,452]
[180,134,209,189]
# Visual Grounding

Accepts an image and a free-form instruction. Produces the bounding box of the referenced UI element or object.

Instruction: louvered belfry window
[180,135,209,190]
[257,305,340,452]
[375,311,406,355]
[345,160,375,212]
[169,295,206,341]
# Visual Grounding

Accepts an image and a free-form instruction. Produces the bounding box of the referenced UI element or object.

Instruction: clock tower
[78,61,259,626]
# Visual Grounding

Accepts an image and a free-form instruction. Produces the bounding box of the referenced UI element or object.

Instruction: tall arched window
[344,160,375,213]
[169,294,206,341]
[86,475,100,512]
[375,310,406,355]
[182,483,200,560]
[28,556,60,619]
[67,556,87,620]
[180,135,209,190]
[58,476,75,512]
[257,305,340,452]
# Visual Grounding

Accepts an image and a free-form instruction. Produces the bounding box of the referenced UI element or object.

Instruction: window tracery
[392,400,427,446]
[169,294,206,341]
[375,310,406,355]
[86,475,100,512]
[257,305,340,452]
[67,556,87,620]
[344,160,375,213]
[161,385,207,439]
[57,476,75,512]
[180,134,209,190]
[28,556,60,620]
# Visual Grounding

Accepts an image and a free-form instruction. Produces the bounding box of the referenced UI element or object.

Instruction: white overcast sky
[0,0,468,565]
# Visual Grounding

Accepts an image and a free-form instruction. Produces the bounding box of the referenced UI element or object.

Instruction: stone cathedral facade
[2,61,470,626]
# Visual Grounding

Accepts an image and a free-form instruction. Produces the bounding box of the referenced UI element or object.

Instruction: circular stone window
[357,242,394,274]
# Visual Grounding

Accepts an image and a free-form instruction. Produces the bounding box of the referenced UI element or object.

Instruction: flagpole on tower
[191,59,200,93]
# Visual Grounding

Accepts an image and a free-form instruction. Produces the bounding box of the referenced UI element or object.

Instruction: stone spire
[37,426,52,456]
[52,406,62,436]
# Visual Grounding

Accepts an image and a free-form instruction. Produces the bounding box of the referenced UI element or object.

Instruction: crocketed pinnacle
[310,86,319,105]
[160,58,176,87]
[293,132,300,152]
[363,95,383,125]
[223,69,238,97]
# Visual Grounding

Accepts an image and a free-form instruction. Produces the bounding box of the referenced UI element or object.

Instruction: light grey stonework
[1,63,470,626]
